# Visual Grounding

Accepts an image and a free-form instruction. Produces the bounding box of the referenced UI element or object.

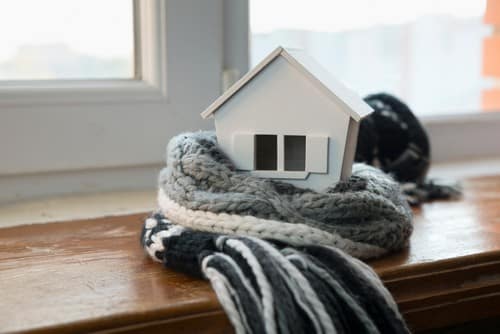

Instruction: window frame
[0,0,167,107]
[0,0,227,203]
[252,134,310,179]
[421,112,500,163]
[0,0,232,204]
[3,0,499,204]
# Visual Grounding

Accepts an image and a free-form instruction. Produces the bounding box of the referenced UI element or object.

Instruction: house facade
[201,47,372,191]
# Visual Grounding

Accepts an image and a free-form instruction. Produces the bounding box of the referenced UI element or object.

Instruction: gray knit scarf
[142,131,413,333]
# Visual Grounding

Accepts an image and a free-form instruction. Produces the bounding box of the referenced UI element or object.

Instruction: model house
[201,47,373,190]
[2,2,499,333]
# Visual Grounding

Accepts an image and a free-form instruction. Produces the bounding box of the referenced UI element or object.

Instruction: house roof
[200,46,373,121]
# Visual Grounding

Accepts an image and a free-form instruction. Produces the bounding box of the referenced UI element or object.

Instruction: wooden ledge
[370,176,500,331]
[0,215,230,334]
[1,176,500,333]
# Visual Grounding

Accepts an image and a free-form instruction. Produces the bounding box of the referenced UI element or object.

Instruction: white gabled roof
[200,46,373,121]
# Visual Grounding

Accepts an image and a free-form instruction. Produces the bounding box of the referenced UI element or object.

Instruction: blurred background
[2,0,499,116]
[0,0,134,79]
[0,0,499,218]
[250,0,498,116]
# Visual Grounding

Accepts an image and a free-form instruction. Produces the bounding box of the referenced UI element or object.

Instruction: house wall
[214,56,351,190]
[341,118,360,180]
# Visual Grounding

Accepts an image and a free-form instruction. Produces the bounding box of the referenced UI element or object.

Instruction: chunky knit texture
[158,131,413,259]
[142,131,413,333]
[357,93,461,205]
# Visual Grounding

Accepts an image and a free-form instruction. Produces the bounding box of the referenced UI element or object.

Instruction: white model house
[201,47,373,191]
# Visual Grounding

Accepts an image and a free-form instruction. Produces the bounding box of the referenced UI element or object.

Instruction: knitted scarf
[141,131,413,334]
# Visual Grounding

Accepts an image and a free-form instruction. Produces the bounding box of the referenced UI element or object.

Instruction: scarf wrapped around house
[141,131,413,334]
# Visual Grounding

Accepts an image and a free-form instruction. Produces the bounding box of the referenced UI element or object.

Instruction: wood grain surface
[1,176,500,333]
[370,176,500,331]
[0,214,231,334]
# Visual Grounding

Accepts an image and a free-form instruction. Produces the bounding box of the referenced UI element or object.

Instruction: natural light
[251,0,486,33]
[0,0,134,80]
[251,0,492,116]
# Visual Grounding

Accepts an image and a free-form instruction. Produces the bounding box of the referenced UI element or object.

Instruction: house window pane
[250,0,498,116]
[255,135,277,170]
[0,0,134,80]
[284,135,306,171]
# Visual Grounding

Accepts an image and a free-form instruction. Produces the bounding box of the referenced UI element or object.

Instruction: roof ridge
[200,46,372,121]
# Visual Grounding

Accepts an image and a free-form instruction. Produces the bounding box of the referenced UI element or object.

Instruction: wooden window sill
[0,191,156,229]
[1,175,500,333]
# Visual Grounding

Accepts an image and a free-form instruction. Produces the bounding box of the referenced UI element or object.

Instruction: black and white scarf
[141,131,413,334]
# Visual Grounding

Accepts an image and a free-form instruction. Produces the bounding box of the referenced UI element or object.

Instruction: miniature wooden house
[201,47,373,191]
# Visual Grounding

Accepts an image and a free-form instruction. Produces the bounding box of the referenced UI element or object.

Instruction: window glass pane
[250,0,499,116]
[284,135,306,171]
[0,0,134,80]
[255,135,277,170]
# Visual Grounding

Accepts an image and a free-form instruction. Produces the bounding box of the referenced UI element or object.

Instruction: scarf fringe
[401,179,462,206]
[142,213,410,334]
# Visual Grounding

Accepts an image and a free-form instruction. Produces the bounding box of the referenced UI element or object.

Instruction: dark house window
[284,135,306,171]
[255,135,277,170]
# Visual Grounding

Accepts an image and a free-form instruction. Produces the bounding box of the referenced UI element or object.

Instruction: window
[284,135,306,171]
[0,0,134,80]
[3,1,499,205]
[250,0,498,117]
[254,135,307,172]
[255,135,278,170]
[0,1,224,203]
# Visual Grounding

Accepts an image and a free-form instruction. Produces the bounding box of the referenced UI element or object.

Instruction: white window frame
[3,0,498,204]
[421,112,500,163]
[0,0,170,114]
[0,0,230,202]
